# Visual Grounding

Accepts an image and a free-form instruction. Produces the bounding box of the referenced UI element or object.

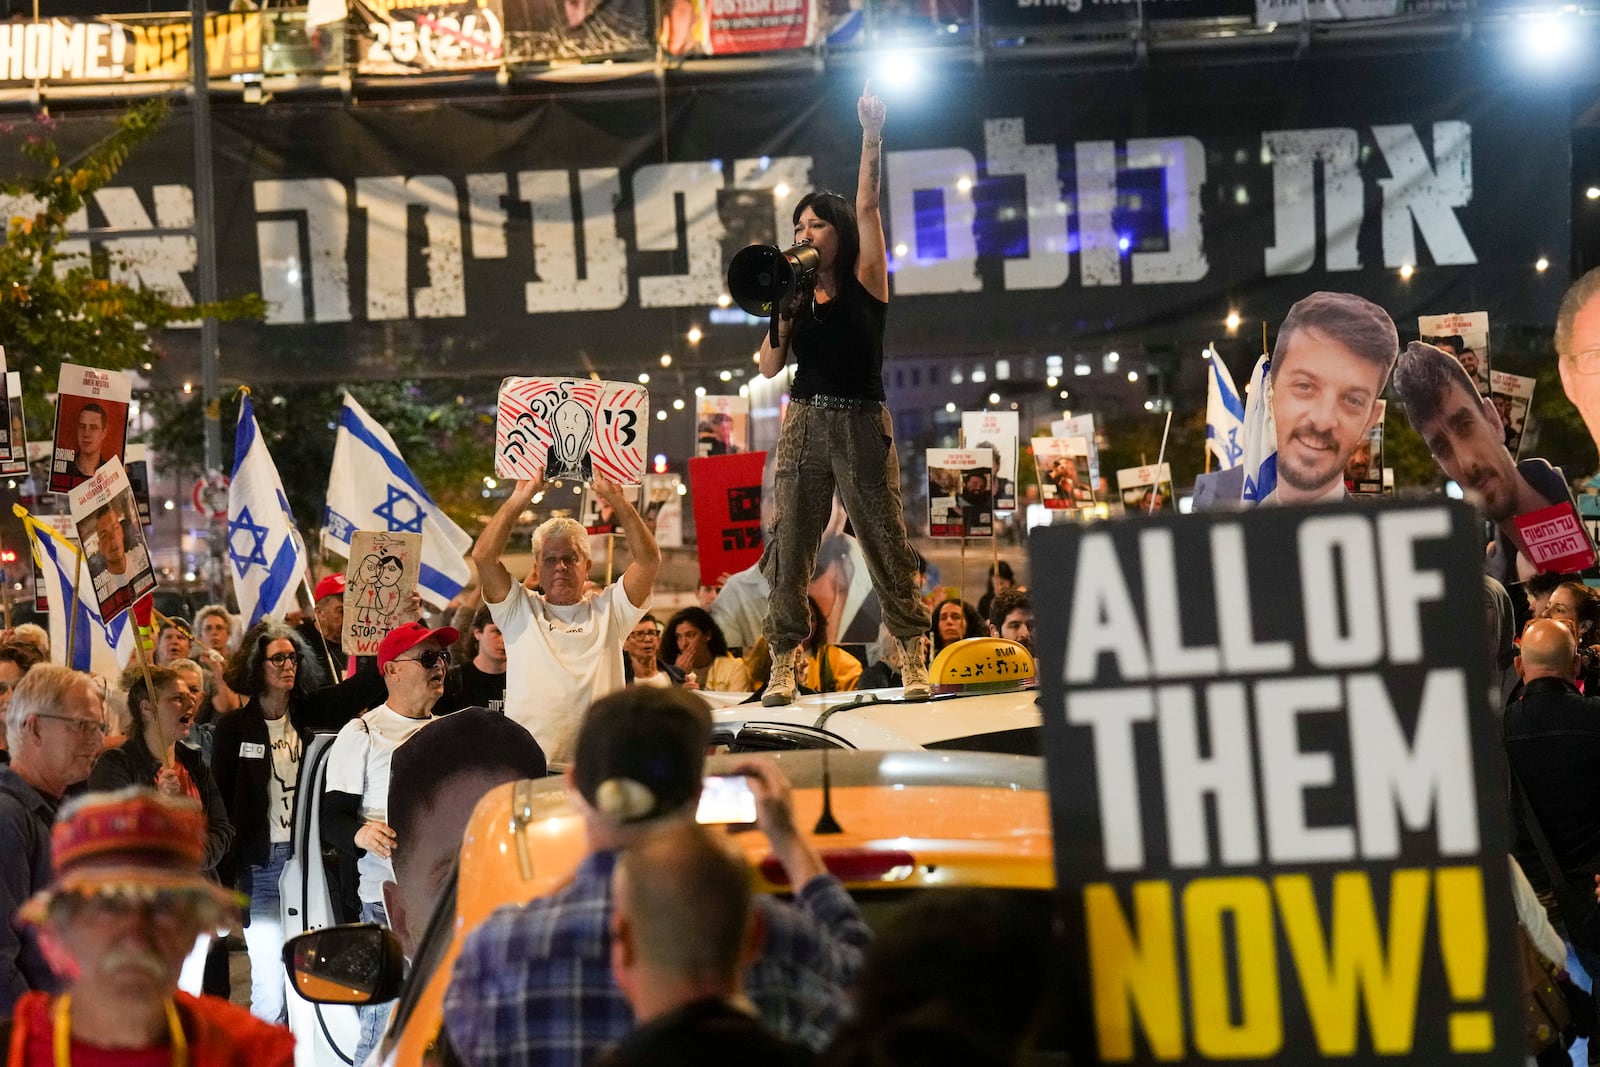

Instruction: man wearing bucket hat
[3,787,295,1065]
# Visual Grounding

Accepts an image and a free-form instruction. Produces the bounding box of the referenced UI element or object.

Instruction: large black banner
[7,55,1569,385]
[1031,499,1518,1065]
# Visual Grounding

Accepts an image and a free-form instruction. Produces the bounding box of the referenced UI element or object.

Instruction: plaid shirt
[443,849,871,1067]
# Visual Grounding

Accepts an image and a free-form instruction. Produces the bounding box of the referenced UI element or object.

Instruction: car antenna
[813,749,844,835]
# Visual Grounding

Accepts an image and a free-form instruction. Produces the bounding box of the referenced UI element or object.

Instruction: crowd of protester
[17,269,1600,1067]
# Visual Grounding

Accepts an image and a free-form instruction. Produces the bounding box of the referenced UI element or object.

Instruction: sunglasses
[398,649,451,671]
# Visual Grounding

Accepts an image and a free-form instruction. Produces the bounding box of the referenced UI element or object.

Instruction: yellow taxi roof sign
[929,637,1036,696]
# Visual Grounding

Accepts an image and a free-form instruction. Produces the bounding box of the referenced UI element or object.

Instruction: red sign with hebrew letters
[689,451,766,587]
[1514,501,1599,574]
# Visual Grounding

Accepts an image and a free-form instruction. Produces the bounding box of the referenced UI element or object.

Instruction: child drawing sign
[342,530,422,656]
[496,377,649,484]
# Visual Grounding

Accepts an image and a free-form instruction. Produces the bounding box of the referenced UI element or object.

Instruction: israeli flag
[1240,352,1278,504]
[16,505,133,676]
[228,394,308,627]
[323,393,472,609]
[1204,347,1246,471]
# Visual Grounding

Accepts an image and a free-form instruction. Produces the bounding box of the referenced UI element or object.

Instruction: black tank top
[789,278,887,402]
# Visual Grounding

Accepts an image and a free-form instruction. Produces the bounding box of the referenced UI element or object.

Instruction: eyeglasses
[34,714,109,738]
[398,649,451,671]
[1567,349,1600,376]
[266,652,301,668]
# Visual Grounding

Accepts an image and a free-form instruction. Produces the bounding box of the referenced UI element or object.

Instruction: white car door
[280,733,363,1067]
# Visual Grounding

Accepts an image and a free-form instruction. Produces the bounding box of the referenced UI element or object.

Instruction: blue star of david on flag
[229,395,309,626]
[228,506,271,577]
[374,485,425,533]
[324,394,475,607]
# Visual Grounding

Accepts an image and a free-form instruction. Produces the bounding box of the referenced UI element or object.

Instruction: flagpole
[959,534,966,608]
[0,527,12,632]
[1148,410,1174,515]
[131,600,172,771]
[66,548,82,666]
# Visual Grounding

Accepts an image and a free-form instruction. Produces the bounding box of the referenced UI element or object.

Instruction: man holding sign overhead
[472,477,659,763]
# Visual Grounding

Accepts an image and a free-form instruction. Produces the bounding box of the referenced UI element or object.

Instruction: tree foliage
[0,99,263,432]
[144,381,496,540]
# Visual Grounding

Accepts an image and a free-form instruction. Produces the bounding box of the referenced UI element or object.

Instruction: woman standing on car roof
[755,79,931,708]
[212,618,386,1024]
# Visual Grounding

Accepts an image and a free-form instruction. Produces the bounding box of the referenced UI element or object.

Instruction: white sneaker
[898,636,931,701]
[763,646,802,707]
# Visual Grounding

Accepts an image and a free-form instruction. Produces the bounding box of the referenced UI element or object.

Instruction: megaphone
[726,241,821,318]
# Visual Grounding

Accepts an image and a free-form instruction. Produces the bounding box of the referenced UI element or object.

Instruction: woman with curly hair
[930,597,985,655]
[211,619,384,1023]
[663,606,751,692]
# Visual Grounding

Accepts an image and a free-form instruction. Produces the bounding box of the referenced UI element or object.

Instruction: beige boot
[898,635,931,701]
[763,645,802,707]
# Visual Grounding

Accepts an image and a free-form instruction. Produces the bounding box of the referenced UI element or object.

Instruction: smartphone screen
[696,774,758,825]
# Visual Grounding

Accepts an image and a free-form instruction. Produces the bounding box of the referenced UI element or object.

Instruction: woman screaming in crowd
[755,79,931,707]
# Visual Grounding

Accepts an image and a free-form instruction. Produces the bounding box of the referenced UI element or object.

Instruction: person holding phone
[443,686,872,1064]
[755,80,931,708]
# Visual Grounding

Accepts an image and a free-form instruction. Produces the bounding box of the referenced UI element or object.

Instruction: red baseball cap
[378,621,460,671]
[313,574,346,603]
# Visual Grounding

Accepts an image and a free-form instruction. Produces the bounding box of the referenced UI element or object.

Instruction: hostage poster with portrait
[0,370,26,478]
[1032,437,1096,510]
[496,377,648,484]
[1489,371,1535,459]
[342,530,422,657]
[926,448,994,538]
[963,411,1019,511]
[696,395,749,457]
[642,473,684,548]
[1117,463,1174,515]
[49,364,132,496]
[1418,311,1489,398]
[1344,400,1385,497]
[68,456,156,624]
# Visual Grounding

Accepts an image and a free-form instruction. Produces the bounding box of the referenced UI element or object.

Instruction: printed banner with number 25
[496,377,649,485]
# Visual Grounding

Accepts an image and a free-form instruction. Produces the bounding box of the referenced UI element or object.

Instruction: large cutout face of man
[1395,341,1523,522]
[1558,269,1600,451]
[1268,293,1396,504]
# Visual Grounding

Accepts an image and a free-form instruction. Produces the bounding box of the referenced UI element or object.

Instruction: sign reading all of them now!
[1030,499,1518,1066]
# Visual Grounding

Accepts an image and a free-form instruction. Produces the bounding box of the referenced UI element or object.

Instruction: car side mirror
[282,923,406,1005]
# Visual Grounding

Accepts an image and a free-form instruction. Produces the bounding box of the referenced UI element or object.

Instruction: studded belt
[791,394,881,411]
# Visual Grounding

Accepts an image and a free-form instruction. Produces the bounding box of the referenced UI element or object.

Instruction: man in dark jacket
[1504,617,1600,1058]
[1505,618,1600,888]
[0,666,106,1018]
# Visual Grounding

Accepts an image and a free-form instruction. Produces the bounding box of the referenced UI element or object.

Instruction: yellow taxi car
[285,747,1055,1067]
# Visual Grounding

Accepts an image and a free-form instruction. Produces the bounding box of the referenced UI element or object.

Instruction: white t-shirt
[264,714,300,844]
[489,580,648,763]
[632,670,672,688]
[324,704,434,903]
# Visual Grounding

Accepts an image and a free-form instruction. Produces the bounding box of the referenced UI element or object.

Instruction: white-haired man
[0,666,107,1019]
[471,477,661,762]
